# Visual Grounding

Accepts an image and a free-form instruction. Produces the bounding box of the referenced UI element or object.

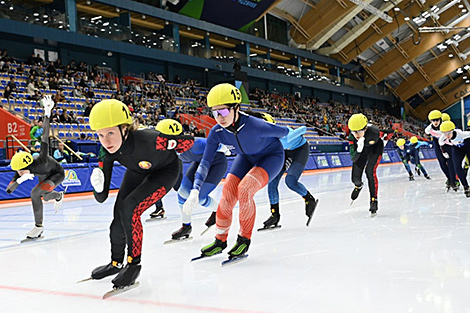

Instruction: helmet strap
[118,125,129,143]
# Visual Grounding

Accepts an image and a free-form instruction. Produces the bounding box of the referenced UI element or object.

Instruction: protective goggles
[430,118,441,122]
[212,107,232,118]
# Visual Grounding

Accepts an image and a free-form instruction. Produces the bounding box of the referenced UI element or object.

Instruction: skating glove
[183,189,199,216]
[442,152,450,159]
[17,173,35,184]
[40,95,54,118]
[356,137,365,153]
[90,168,105,193]
[217,144,231,156]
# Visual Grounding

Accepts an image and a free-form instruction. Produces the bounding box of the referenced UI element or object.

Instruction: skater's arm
[192,133,219,191]
[348,133,361,162]
[5,173,20,193]
[38,116,51,160]
[93,147,113,203]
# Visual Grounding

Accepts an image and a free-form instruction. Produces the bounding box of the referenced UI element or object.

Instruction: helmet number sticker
[122,106,129,119]
[169,123,180,134]
[23,155,32,164]
[231,89,241,101]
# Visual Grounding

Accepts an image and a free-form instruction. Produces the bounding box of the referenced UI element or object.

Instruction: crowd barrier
[0,147,437,201]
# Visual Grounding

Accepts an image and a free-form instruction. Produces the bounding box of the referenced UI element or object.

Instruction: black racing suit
[348,125,384,200]
[6,116,64,226]
[94,129,193,264]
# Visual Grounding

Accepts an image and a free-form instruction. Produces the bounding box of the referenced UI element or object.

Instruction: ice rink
[0,160,469,313]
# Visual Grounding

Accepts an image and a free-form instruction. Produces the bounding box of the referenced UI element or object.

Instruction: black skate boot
[369,198,378,218]
[415,167,421,176]
[304,193,318,226]
[446,179,451,192]
[228,235,250,259]
[172,223,192,240]
[205,211,216,227]
[111,262,141,288]
[452,181,460,192]
[260,203,280,231]
[201,238,227,257]
[424,174,431,180]
[91,261,123,280]
[409,174,414,181]
[351,183,363,201]
[149,207,165,219]
[465,186,470,198]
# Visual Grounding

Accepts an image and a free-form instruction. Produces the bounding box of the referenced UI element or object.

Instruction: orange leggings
[215,167,269,241]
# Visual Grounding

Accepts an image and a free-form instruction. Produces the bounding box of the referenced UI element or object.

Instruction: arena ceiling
[266,0,470,119]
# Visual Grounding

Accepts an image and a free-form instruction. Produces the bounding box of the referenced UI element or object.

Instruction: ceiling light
[458,4,464,8]
[464,65,470,70]
[449,53,454,57]
[463,9,467,13]
[142,14,146,19]
[404,16,410,21]
[466,80,470,84]
[394,7,400,11]
[457,68,463,74]
[464,76,468,79]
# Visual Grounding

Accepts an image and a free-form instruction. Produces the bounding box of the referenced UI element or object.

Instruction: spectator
[30,120,43,145]
[53,142,70,163]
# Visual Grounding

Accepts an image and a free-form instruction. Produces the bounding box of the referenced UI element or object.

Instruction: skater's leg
[238,167,269,239]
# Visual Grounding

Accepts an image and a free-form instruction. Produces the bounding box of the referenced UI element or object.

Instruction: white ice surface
[0,160,469,313]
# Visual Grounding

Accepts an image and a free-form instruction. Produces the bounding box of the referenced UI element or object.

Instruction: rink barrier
[0,147,436,201]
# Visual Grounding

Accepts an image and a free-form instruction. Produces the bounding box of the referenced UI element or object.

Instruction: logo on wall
[62,169,82,187]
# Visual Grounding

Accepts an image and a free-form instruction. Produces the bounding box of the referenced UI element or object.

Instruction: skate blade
[163,236,193,245]
[191,251,222,262]
[221,254,248,267]
[145,217,167,223]
[350,200,355,206]
[257,225,281,232]
[200,225,213,236]
[370,212,377,218]
[77,277,93,283]
[102,281,140,299]
[306,199,319,227]
[20,236,44,244]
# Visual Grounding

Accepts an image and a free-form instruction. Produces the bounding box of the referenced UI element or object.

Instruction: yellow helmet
[206,83,241,108]
[440,121,455,132]
[89,99,132,130]
[261,113,276,124]
[441,113,451,122]
[467,119,470,127]
[348,113,368,131]
[11,151,34,171]
[410,136,418,144]
[156,119,183,135]
[428,110,442,121]
[396,138,406,147]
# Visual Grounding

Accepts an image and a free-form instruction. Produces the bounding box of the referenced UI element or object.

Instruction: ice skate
[258,204,281,231]
[222,235,250,266]
[164,224,193,244]
[192,238,227,261]
[304,194,318,227]
[86,261,123,281]
[145,207,166,222]
[452,181,460,192]
[465,186,470,198]
[111,262,141,288]
[369,198,378,218]
[446,179,451,192]
[54,190,65,213]
[424,175,431,180]
[415,167,421,176]
[409,174,414,181]
[350,183,363,205]
[21,226,44,243]
[201,211,216,235]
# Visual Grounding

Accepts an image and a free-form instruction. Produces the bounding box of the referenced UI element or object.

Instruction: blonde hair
[120,119,139,132]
